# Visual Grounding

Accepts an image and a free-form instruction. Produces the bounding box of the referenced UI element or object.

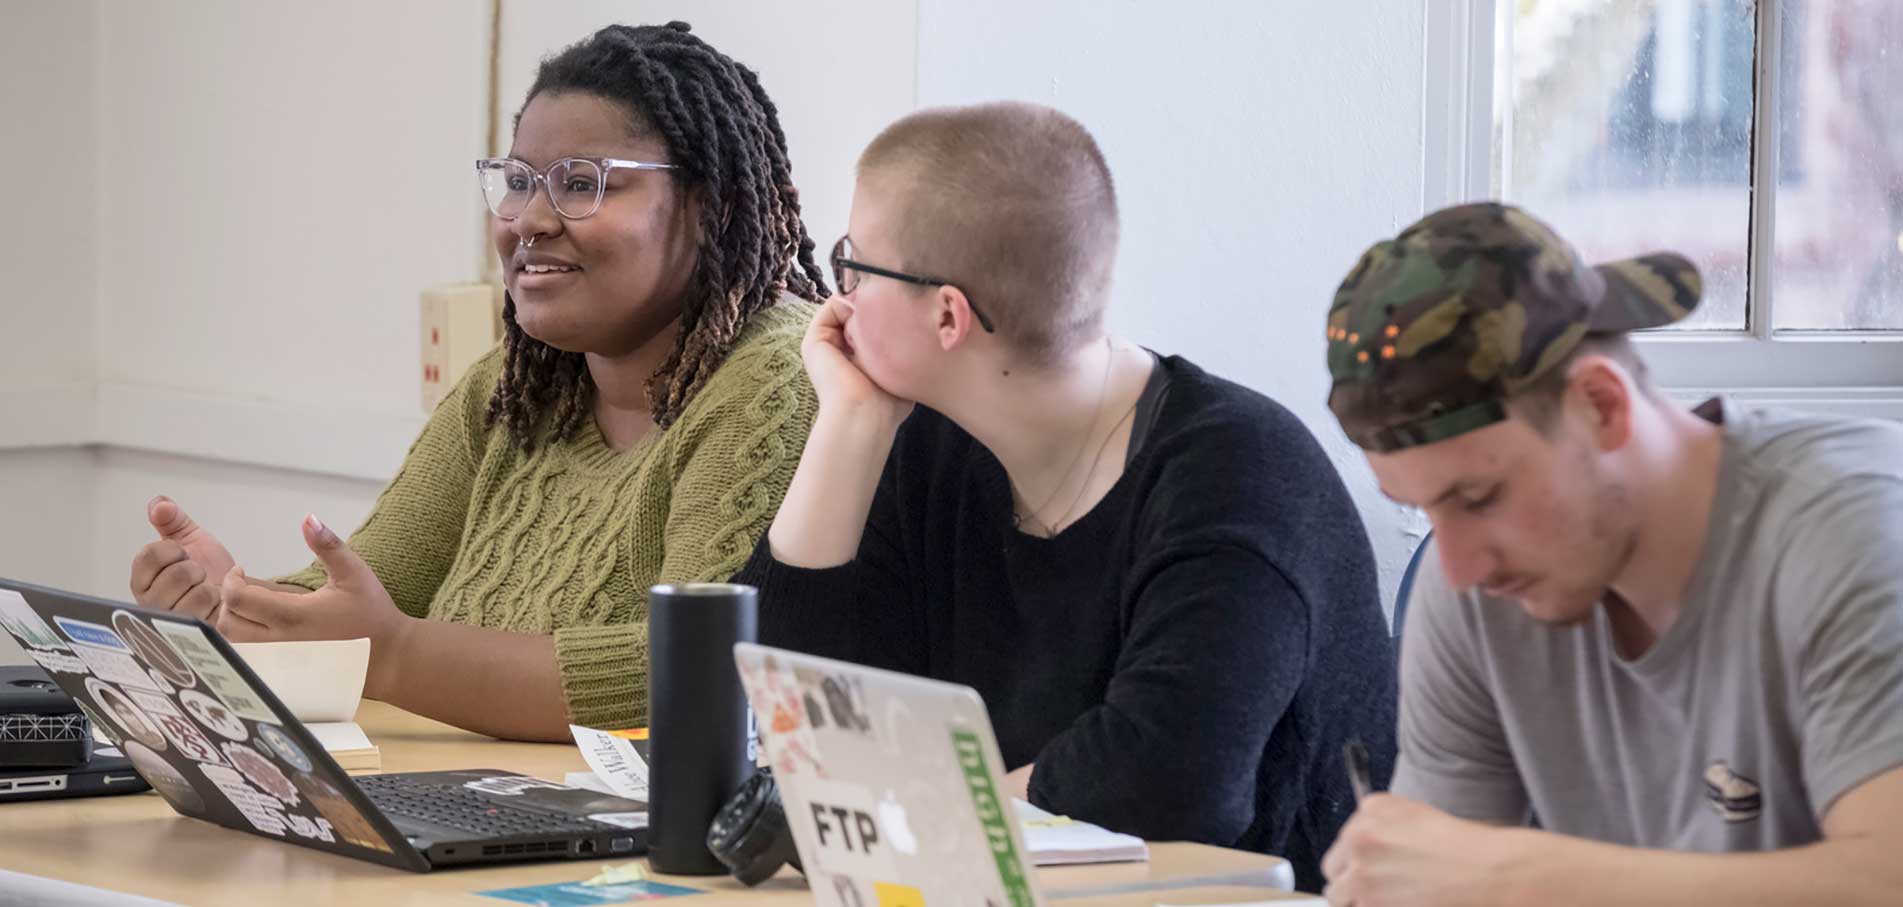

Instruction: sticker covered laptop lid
[735,642,1044,907]
[0,579,427,871]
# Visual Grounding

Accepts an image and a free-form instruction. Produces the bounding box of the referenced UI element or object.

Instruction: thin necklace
[1012,336,1115,537]
[1046,389,1143,535]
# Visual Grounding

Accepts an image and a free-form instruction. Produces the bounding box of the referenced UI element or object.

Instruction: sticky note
[874,881,927,906]
[478,879,702,904]
[583,862,649,886]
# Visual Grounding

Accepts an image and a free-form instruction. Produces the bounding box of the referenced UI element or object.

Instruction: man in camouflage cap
[1325,202,1697,453]
[1318,203,1903,907]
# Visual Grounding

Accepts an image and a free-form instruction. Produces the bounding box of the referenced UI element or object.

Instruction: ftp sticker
[798,778,900,881]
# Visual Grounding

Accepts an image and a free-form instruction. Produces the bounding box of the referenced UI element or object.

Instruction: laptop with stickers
[0,578,649,871]
[733,641,1046,907]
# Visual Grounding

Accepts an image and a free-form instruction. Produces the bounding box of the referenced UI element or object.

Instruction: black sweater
[735,354,1396,891]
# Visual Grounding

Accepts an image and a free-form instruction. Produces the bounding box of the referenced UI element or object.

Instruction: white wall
[0,447,99,665]
[917,0,1431,598]
[1,0,100,650]
[0,0,485,613]
[96,0,487,420]
[0,0,1428,638]
[0,448,99,595]
[89,448,385,598]
[0,0,98,448]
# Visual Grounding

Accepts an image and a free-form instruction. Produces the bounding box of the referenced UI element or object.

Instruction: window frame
[1423,0,1903,411]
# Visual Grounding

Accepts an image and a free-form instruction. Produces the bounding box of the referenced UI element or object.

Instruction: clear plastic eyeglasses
[475,156,676,220]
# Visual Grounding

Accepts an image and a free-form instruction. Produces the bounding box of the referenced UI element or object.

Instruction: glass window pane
[1771,0,1903,330]
[1497,0,1754,331]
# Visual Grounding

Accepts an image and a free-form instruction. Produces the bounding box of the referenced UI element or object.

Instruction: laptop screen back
[0,578,425,871]
[733,642,1044,907]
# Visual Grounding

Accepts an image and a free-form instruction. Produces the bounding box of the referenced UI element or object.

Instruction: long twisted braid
[486,21,827,449]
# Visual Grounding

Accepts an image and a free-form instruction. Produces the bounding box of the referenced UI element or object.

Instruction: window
[1428,0,1903,408]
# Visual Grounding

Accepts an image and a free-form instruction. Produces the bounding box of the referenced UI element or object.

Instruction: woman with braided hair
[124,22,823,740]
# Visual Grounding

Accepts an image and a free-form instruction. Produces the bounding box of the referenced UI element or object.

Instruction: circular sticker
[124,740,204,814]
[253,723,312,773]
[293,772,391,853]
[111,611,196,688]
[85,678,167,752]
[223,741,298,805]
[148,707,222,764]
[178,689,248,741]
[75,698,122,747]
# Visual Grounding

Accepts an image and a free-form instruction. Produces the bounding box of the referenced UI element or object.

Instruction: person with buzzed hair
[734,101,1396,890]
[1317,203,1903,906]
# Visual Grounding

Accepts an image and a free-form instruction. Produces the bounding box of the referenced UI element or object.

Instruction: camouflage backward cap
[1326,202,1703,453]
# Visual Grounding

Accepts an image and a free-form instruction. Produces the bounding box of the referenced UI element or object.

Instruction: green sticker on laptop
[953,728,1036,907]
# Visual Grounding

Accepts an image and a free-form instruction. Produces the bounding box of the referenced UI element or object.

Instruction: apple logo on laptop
[877,791,918,855]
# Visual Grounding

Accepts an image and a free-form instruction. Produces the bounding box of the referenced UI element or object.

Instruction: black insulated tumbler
[645,582,757,875]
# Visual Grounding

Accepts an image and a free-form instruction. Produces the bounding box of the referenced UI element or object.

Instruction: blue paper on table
[477,880,703,904]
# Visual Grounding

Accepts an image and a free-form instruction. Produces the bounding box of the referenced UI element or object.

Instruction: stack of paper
[1013,799,1149,865]
[306,721,380,773]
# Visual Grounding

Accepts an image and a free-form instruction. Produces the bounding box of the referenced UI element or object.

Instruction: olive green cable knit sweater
[278,302,817,729]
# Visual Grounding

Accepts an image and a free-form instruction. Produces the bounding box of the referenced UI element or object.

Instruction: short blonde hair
[858,101,1119,360]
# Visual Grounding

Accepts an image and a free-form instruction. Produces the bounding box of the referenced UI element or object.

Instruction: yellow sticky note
[582,862,648,886]
[874,881,926,906]
[1022,815,1075,829]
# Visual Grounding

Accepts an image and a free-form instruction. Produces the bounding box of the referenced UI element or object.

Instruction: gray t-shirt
[1392,399,1903,850]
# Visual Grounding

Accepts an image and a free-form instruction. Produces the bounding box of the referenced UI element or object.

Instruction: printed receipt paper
[567,725,649,801]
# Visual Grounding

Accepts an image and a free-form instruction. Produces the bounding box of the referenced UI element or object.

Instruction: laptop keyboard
[355,775,603,838]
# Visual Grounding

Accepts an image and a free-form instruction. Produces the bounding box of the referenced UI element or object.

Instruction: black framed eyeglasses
[830,236,996,333]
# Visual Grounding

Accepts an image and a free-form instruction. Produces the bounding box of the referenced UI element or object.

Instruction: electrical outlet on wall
[421,282,502,412]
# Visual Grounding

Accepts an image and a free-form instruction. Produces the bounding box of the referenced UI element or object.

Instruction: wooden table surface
[0,700,1305,905]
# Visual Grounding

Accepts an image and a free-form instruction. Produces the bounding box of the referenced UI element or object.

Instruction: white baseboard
[0,383,424,482]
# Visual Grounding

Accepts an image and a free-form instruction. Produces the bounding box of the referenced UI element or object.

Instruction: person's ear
[933,284,979,351]
[1569,354,1635,452]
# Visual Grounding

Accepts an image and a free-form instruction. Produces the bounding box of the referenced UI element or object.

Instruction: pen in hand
[1344,739,1373,803]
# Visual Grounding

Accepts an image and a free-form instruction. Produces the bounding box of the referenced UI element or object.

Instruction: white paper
[567,725,650,802]
[304,721,372,752]
[1012,798,1149,866]
[564,771,616,795]
[230,639,368,723]
[586,811,648,829]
